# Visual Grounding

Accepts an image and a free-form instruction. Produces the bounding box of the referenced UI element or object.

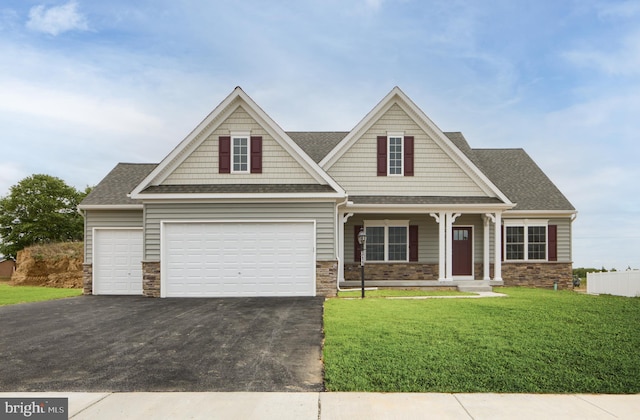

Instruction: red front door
[452,227,473,276]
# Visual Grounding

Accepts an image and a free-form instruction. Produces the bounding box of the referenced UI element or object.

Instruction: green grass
[338,289,474,298]
[0,284,82,306]
[323,287,640,393]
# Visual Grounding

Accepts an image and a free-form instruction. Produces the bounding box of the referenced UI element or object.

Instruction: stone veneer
[344,262,573,289]
[140,260,337,297]
[142,261,161,297]
[344,263,439,281]
[501,262,573,289]
[82,263,93,295]
[316,260,338,297]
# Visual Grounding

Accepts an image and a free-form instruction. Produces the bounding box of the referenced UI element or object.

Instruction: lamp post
[358,227,367,298]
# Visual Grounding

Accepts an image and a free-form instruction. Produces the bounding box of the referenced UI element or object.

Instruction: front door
[452,227,473,276]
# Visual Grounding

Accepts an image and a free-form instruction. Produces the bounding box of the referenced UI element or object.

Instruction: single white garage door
[163,221,315,297]
[93,229,143,295]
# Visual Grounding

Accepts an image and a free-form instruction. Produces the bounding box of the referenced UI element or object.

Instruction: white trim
[78,204,143,210]
[452,225,474,280]
[160,219,317,298]
[503,220,549,262]
[231,132,251,174]
[319,86,513,206]
[130,87,346,199]
[387,134,404,176]
[134,192,345,201]
[363,219,409,263]
[92,227,144,296]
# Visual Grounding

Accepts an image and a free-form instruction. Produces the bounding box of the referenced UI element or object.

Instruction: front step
[457,284,493,293]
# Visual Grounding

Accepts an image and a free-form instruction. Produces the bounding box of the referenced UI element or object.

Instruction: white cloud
[0,79,163,135]
[26,1,88,36]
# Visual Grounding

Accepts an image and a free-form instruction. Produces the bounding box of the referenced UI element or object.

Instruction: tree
[0,174,87,258]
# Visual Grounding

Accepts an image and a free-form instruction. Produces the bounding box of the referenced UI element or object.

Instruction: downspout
[335,196,349,292]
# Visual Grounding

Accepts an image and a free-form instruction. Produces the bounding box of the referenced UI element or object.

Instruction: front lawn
[323,287,640,393]
[0,284,82,306]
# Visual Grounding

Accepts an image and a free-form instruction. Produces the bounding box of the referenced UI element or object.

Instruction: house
[78,86,576,297]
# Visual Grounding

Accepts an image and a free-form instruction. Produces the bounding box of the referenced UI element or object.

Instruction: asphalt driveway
[0,296,324,392]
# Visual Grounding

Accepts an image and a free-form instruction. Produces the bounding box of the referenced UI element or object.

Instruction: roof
[287,132,348,163]
[472,149,575,211]
[445,132,574,211]
[80,163,157,206]
[80,137,574,211]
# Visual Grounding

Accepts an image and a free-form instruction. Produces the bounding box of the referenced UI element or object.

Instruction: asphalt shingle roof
[80,163,157,206]
[286,131,348,163]
[81,132,574,211]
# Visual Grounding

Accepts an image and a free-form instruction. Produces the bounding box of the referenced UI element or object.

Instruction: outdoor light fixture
[358,227,367,298]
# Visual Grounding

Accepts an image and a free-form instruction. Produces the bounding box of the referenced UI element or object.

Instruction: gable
[130,87,345,199]
[163,105,317,185]
[326,103,488,196]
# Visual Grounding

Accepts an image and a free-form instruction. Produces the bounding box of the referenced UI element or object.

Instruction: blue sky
[1,0,639,269]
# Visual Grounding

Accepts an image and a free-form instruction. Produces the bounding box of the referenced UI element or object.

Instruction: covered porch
[337,197,512,291]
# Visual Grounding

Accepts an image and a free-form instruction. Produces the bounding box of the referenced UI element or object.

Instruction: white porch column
[494,211,502,281]
[445,213,461,281]
[482,214,495,281]
[430,213,446,281]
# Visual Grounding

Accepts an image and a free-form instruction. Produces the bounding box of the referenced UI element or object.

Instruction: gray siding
[344,214,439,263]
[84,210,144,264]
[163,105,318,185]
[144,202,336,261]
[327,103,487,196]
[501,216,573,263]
[550,217,572,262]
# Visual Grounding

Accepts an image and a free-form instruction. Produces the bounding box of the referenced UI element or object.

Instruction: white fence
[587,271,640,297]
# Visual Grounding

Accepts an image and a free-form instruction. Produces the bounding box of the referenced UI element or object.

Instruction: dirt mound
[11,242,83,288]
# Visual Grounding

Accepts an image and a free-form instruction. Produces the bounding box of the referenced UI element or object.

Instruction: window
[365,221,408,262]
[504,221,548,261]
[232,134,250,173]
[388,135,403,175]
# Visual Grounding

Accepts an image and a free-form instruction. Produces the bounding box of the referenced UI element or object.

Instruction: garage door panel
[94,229,143,295]
[163,222,315,297]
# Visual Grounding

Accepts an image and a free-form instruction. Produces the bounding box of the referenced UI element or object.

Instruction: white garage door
[93,229,143,295]
[163,221,315,297]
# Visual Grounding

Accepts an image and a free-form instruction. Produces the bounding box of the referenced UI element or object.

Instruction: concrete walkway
[2,392,639,419]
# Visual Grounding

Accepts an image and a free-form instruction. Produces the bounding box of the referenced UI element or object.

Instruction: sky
[1,0,639,269]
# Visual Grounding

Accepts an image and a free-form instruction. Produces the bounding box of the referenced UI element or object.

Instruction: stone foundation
[344,261,572,289]
[142,261,161,297]
[344,263,439,281]
[316,260,338,297]
[83,263,93,295]
[502,262,573,289]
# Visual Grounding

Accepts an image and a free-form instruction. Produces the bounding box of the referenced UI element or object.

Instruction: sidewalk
[2,392,639,419]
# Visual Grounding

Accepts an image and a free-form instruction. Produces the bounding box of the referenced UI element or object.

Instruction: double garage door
[94,222,315,297]
[162,221,316,297]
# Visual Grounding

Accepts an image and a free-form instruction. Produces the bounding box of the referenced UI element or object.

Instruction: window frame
[387,133,404,176]
[364,220,409,262]
[231,132,251,174]
[504,220,549,262]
